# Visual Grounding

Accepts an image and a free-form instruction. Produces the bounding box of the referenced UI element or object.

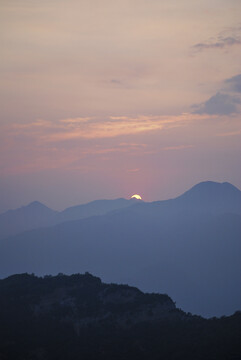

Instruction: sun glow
[131,194,142,200]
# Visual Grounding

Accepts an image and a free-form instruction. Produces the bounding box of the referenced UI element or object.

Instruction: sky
[0,0,241,212]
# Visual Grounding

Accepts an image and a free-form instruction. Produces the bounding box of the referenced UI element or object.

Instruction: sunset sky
[0,0,241,212]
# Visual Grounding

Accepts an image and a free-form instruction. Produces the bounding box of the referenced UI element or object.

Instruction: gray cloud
[192,92,241,115]
[192,26,241,52]
[111,79,122,85]
[193,36,241,51]
[225,74,241,93]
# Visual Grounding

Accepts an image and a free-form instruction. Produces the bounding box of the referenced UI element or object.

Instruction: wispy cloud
[193,37,241,51]
[215,130,241,137]
[60,117,93,124]
[9,114,211,143]
[0,113,220,176]
[163,145,193,151]
[192,27,241,52]
[127,168,140,173]
[11,120,52,129]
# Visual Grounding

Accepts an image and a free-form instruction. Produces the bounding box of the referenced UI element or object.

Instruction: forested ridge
[0,273,240,359]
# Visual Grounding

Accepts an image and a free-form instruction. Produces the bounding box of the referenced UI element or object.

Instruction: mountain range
[0,197,138,240]
[0,181,240,317]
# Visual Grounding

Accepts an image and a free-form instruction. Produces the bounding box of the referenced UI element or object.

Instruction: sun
[131,194,142,200]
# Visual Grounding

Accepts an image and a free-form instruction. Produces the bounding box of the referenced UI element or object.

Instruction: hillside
[0,273,240,360]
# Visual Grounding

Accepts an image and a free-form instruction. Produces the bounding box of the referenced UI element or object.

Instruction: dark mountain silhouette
[0,198,138,240]
[0,273,240,360]
[0,181,240,317]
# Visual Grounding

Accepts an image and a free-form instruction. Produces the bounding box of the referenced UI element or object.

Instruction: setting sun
[131,194,142,200]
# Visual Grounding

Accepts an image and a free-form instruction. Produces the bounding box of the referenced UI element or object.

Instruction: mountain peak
[18,201,57,216]
[24,201,55,213]
[175,180,241,214]
[28,201,46,208]
[181,181,240,196]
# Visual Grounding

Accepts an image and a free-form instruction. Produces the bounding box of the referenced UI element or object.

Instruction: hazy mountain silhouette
[0,201,58,239]
[0,198,138,240]
[176,181,241,213]
[0,181,240,317]
[121,181,241,218]
[58,198,138,222]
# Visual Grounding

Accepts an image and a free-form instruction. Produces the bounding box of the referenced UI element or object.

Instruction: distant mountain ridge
[59,198,138,222]
[108,181,241,221]
[176,181,241,214]
[0,197,138,240]
[0,181,240,240]
[146,180,238,210]
[0,201,58,240]
[0,181,240,317]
